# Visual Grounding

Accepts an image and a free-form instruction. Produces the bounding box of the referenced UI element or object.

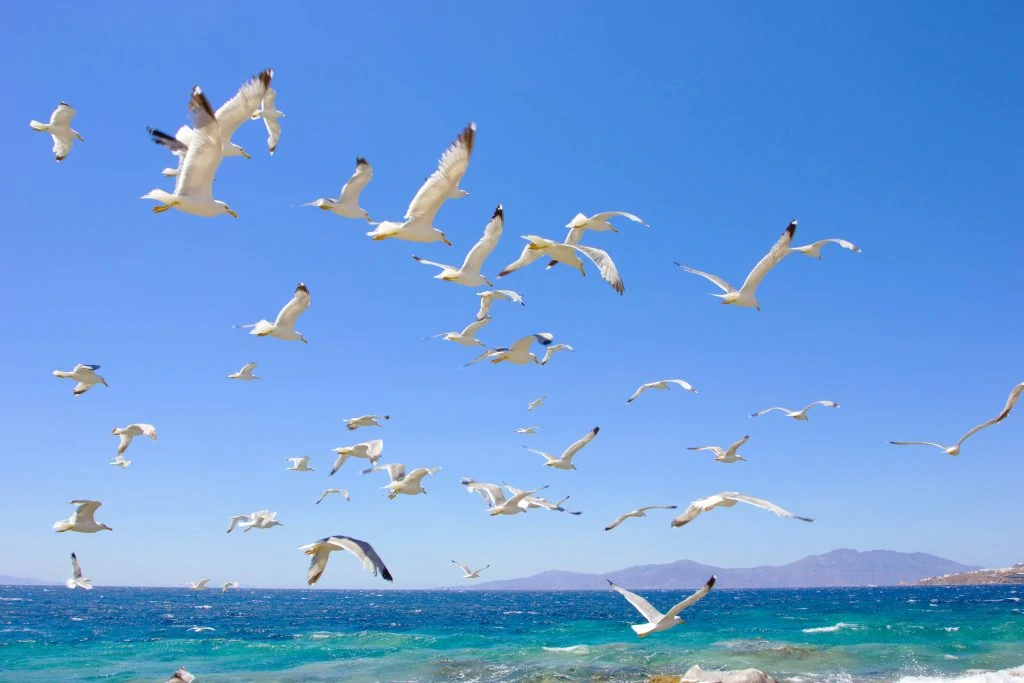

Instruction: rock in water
[679,666,778,683]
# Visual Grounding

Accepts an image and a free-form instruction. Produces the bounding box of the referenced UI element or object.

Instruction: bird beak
[227,210,239,219]
[241,150,252,160]
[442,235,452,246]
[301,337,308,344]
[484,278,493,287]
[756,304,761,311]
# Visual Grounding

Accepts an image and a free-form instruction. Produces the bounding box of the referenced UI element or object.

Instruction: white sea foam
[542,645,590,653]
[802,622,859,634]
[944,626,960,632]
[896,665,1024,683]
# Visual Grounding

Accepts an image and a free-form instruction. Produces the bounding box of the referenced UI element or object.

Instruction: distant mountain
[0,575,50,586]
[915,562,1024,586]
[465,550,980,590]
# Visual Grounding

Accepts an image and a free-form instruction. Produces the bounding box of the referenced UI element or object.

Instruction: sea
[1,585,1021,682]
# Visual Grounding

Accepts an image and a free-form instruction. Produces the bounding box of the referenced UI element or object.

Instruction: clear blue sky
[3,2,1023,588]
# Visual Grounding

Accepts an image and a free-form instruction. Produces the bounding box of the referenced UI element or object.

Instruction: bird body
[299,535,393,585]
[221,581,240,593]
[451,560,490,579]
[527,396,545,411]
[187,579,212,590]
[525,426,600,470]
[430,316,491,346]
[250,86,283,154]
[750,400,839,420]
[167,668,196,683]
[499,235,625,294]
[53,500,112,533]
[688,435,750,463]
[228,362,259,380]
[364,463,440,499]
[461,479,548,516]
[53,364,107,396]
[345,415,389,431]
[608,576,716,637]
[227,510,282,533]
[330,438,384,475]
[286,456,314,472]
[670,492,814,528]
[111,423,157,456]
[29,102,84,161]
[238,282,310,342]
[464,333,554,366]
[65,553,93,590]
[476,289,525,320]
[540,344,574,366]
[514,427,539,435]
[503,485,582,515]
[306,157,373,221]
[413,205,504,287]
[315,488,351,505]
[626,379,697,403]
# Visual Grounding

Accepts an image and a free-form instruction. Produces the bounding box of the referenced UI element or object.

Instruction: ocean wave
[802,622,860,634]
[896,665,1024,683]
[0,597,27,602]
[944,626,960,632]
[542,644,590,653]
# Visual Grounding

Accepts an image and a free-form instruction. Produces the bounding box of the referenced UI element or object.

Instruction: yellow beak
[227,210,239,219]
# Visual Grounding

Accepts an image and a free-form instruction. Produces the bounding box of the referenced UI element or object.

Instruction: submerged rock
[650,665,777,683]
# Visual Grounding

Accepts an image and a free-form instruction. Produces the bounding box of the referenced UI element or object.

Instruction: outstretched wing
[626,384,651,403]
[889,440,947,450]
[70,552,83,579]
[498,240,544,278]
[459,316,491,337]
[175,87,223,200]
[147,127,188,156]
[592,211,649,226]
[674,263,736,294]
[664,575,717,619]
[451,560,472,574]
[274,283,310,331]
[738,220,796,293]
[562,426,599,463]
[956,381,1024,447]
[802,400,839,413]
[340,157,373,203]
[460,205,503,274]
[727,493,813,522]
[604,513,631,531]
[463,348,501,367]
[326,535,394,581]
[750,407,791,417]
[405,123,475,221]
[607,581,662,623]
[215,69,272,141]
[670,502,706,528]
[574,245,624,294]
[665,379,697,393]
[540,344,574,366]
[510,333,554,354]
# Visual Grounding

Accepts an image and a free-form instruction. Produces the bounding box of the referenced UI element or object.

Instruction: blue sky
[3,2,1023,589]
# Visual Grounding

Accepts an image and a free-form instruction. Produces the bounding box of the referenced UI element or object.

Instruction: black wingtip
[605,578,615,586]
[356,156,369,166]
[296,282,309,295]
[492,204,503,219]
[382,567,394,582]
[189,86,216,119]
[706,575,717,588]
[785,220,797,235]
[70,552,77,559]
[592,426,600,434]
[258,68,273,87]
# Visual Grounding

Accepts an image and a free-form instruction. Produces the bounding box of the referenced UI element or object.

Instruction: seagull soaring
[227,362,259,380]
[363,463,440,499]
[300,535,393,585]
[53,364,107,396]
[548,211,648,268]
[29,102,84,162]
[498,235,624,294]
[286,456,314,472]
[111,423,157,456]
[109,455,132,469]
[604,505,679,531]
[890,380,1024,456]
[476,289,525,321]
[688,435,750,463]
[250,86,283,154]
[675,220,796,310]
[305,157,373,221]
[608,575,716,637]
[53,500,112,533]
[227,510,282,533]
[186,579,212,590]
[751,400,839,420]
[237,282,310,342]
[315,488,351,505]
[413,204,503,287]
[428,316,491,347]
[626,379,697,404]
[514,427,539,435]
[367,123,475,245]
[503,485,583,515]
[65,553,93,590]
[540,344,574,366]
[670,492,814,528]
[464,333,554,366]
[330,438,384,475]
[524,426,600,470]
[221,581,240,593]
[527,396,546,412]
[345,415,389,431]
[451,560,490,579]
[789,238,861,259]
[460,478,548,516]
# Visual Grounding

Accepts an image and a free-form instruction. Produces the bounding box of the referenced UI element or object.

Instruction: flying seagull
[789,238,861,259]
[330,438,384,475]
[608,575,716,637]
[250,85,283,154]
[413,204,503,287]
[305,157,374,221]
[227,510,282,533]
[428,316,491,347]
[670,492,814,528]
[186,579,212,590]
[237,282,310,342]
[109,455,132,469]
[751,400,839,420]
[626,379,697,404]
[65,552,93,590]
[367,123,475,245]
[890,380,1024,456]
[527,396,545,412]
[548,211,648,268]
[451,560,490,579]
[460,478,548,516]
[540,344,574,366]
[363,463,441,499]
[316,488,351,505]
[476,289,525,321]
[514,426,539,435]
[227,362,259,380]
[221,581,240,593]
[503,484,583,515]
[300,535,393,585]
[498,235,624,294]
[53,364,107,396]
[111,423,157,456]
[675,220,796,310]
[687,435,750,463]
[345,415,389,431]
[286,456,314,472]
[464,333,554,366]
[604,505,679,531]
[53,500,112,533]
[524,426,600,470]
[167,667,196,683]
[29,102,83,162]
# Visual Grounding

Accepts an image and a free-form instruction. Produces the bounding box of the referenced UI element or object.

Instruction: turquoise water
[1,585,1021,682]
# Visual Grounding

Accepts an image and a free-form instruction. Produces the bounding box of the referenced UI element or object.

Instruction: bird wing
[304,543,332,585]
[607,581,662,623]
[475,295,493,321]
[175,87,223,201]
[362,439,385,462]
[562,426,599,463]
[463,348,500,367]
[404,123,475,221]
[510,333,554,354]
[506,486,547,508]
[148,127,188,156]
[128,423,157,439]
[639,505,678,512]
[664,575,717,619]
[51,103,75,127]
[604,513,631,531]
[71,500,101,524]
[674,263,736,293]
[591,211,649,226]
[540,344,574,366]
[340,158,373,203]
[687,446,724,455]
[497,240,545,277]
[726,435,750,455]
[738,221,797,293]
[71,553,83,579]
[273,283,310,331]
[573,245,624,294]
[889,440,947,449]
[665,379,697,393]
[459,205,503,274]
[802,400,839,413]
[326,536,394,581]
[459,316,491,337]
[72,381,92,395]
[626,384,650,403]
[241,362,258,374]
[524,447,557,463]
[802,238,861,254]
[315,490,331,504]
[494,290,525,304]
[727,493,813,522]
[957,381,1024,446]
[670,502,706,527]
[215,69,272,141]
[451,560,472,575]
[380,463,406,482]
[473,482,507,507]
[750,407,791,417]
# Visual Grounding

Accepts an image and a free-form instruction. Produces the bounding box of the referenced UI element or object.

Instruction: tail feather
[29,120,48,131]
[53,370,72,378]
[249,320,274,336]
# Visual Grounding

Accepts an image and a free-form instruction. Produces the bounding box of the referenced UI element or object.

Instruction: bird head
[217,201,238,219]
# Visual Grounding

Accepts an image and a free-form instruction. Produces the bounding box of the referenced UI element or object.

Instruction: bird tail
[52,370,72,378]
[76,578,93,590]
[248,320,274,336]
[65,578,77,589]
[160,167,179,177]
[29,120,49,131]
[52,521,72,532]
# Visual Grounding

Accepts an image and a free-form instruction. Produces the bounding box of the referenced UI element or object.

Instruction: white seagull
[687,435,750,464]
[670,492,814,528]
[540,344,574,366]
[330,439,384,475]
[412,204,504,287]
[626,379,698,404]
[287,456,314,472]
[604,505,679,531]
[751,400,840,420]
[226,510,282,533]
[548,211,648,268]
[675,220,797,310]
[890,380,1024,456]
[111,423,157,456]
[167,667,196,683]
[476,289,525,321]
[109,455,132,469]
[477,481,548,516]
[227,362,259,380]
[305,157,374,221]
[464,333,554,366]
[608,575,716,637]
[221,581,240,593]
[451,560,490,579]
[789,238,861,259]
[53,500,111,533]
[363,463,441,499]
[316,488,351,505]
[186,579,212,591]
[237,282,310,343]
[498,235,625,294]
[527,396,546,412]
[299,535,393,585]
[428,316,491,347]
[53,364,107,396]
[251,85,283,154]
[514,427,539,435]
[65,553,93,590]
[524,427,600,470]
[345,415,389,431]
[367,123,476,245]
[503,484,582,515]
[29,102,84,162]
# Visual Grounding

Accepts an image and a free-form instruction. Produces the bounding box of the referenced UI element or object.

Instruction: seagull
[225,515,250,533]
[250,86,283,154]
[145,127,189,177]
[286,456,314,472]
[527,396,546,412]
[111,423,157,456]
[476,289,525,321]
[53,500,111,533]
[330,439,384,475]
[751,400,840,420]
[299,535,393,585]
[228,510,283,533]
[890,380,1024,456]
[548,211,649,268]
[626,379,698,404]
[539,343,575,366]
[109,455,132,469]
[524,427,600,470]
[503,485,583,515]
[345,415,389,431]
[687,435,750,463]
[670,492,814,528]
[451,560,490,579]
[362,463,440,499]
[65,552,93,590]
[315,488,351,505]
[221,581,239,593]
[305,157,374,221]
[514,427,539,435]
[608,575,716,637]
[236,282,310,342]
[186,579,212,591]
[367,123,475,245]
[428,316,491,347]
[29,102,83,162]
[604,505,679,531]
[675,220,797,309]
[498,235,624,294]
[412,204,504,287]
[53,364,107,396]
[167,667,196,683]
[464,333,554,366]
[467,481,549,516]
[789,238,861,259]
[227,362,259,380]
